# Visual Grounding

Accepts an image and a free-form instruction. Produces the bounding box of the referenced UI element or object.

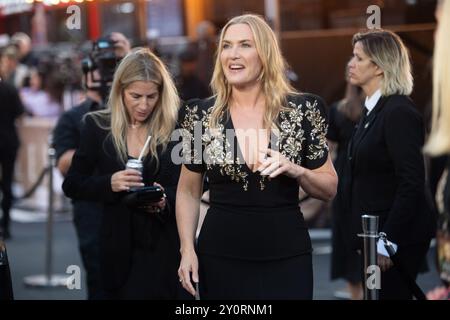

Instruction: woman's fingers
[157,197,166,208]
[256,156,276,172]
[139,205,162,213]
[124,168,142,176]
[257,149,301,179]
[112,169,146,192]
[153,182,165,192]
[181,268,196,296]
[257,149,285,173]
[140,198,166,214]
[124,170,143,180]
[121,170,144,189]
[178,254,199,297]
[260,161,279,176]
[269,166,286,178]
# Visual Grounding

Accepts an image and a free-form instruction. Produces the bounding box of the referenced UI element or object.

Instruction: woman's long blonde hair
[209,14,297,130]
[425,0,450,156]
[92,48,179,166]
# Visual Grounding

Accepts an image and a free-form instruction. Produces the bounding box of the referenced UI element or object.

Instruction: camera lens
[97,40,110,49]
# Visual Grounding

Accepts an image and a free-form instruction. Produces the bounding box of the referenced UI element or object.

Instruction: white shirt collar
[365,89,382,114]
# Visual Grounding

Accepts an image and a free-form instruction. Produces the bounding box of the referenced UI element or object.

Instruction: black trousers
[198,253,313,300]
[73,200,106,300]
[0,146,18,233]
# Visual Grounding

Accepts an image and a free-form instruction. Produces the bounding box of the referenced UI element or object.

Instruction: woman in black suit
[345,29,435,299]
[63,48,189,299]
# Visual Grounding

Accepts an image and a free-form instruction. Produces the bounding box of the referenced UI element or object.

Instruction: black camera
[81,36,121,101]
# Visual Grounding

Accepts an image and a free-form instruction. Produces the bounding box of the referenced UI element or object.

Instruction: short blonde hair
[352,29,413,96]
[424,0,450,155]
[92,48,179,166]
[209,14,296,130]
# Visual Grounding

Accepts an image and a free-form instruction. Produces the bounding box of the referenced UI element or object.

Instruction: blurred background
[0,0,445,300]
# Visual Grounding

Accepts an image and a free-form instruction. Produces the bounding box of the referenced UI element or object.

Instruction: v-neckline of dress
[228,114,271,174]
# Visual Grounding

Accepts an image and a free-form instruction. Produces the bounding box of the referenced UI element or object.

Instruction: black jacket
[62,114,181,290]
[53,98,101,161]
[0,81,24,150]
[343,95,435,248]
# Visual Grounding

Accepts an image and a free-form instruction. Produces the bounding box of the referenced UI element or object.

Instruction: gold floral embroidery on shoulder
[276,96,328,167]
[277,100,306,165]
[304,99,328,160]
[182,104,249,191]
[180,104,201,164]
[181,104,200,132]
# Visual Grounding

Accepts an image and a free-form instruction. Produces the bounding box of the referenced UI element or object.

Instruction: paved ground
[3,210,443,300]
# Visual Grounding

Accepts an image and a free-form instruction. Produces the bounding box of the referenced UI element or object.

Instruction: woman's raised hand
[139,182,167,214]
[257,149,305,179]
[111,169,144,192]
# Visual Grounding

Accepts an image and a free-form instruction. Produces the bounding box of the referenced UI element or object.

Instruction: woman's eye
[131,94,140,99]
[241,43,251,48]
[222,43,230,49]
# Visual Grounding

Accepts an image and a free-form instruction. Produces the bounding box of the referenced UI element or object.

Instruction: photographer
[52,33,130,299]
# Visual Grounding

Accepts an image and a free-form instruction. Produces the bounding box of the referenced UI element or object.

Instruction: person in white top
[20,68,61,118]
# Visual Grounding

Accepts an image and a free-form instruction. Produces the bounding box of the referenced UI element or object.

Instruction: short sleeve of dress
[177,99,206,173]
[301,94,329,170]
[326,102,339,142]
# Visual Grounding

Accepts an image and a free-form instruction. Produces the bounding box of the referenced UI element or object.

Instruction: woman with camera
[62,48,189,299]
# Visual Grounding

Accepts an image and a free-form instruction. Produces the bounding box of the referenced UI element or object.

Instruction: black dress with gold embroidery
[179,94,329,299]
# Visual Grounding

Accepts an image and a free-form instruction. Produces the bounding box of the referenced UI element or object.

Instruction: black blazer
[343,94,435,248]
[62,114,181,290]
[0,81,24,151]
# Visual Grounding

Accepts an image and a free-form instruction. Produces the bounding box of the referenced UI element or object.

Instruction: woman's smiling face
[220,23,263,89]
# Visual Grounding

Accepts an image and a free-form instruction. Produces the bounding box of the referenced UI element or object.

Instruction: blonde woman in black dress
[176,14,337,299]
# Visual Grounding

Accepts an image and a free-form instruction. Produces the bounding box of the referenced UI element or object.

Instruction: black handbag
[122,186,164,208]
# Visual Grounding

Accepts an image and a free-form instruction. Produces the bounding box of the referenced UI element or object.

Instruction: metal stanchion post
[23,145,70,287]
[358,215,379,300]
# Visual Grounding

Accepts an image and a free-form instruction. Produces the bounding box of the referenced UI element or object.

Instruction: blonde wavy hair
[209,14,297,130]
[92,47,179,166]
[425,0,450,156]
[352,29,413,96]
